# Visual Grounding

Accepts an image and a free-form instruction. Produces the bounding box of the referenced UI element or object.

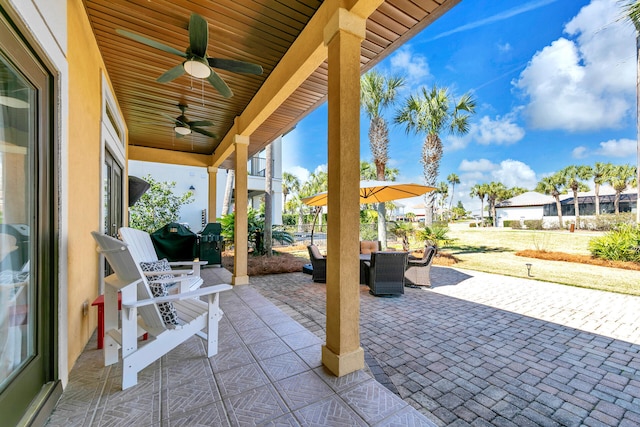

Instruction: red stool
[92,293,147,349]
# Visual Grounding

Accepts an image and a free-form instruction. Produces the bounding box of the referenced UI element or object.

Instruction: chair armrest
[147,275,200,285]
[123,284,232,309]
[168,260,208,267]
[143,269,194,277]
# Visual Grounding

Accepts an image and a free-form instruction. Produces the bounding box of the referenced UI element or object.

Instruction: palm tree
[359,161,399,181]
[623,1,640,223]
[592,162,612,216]
[282,172,300,215]
[361,71,404,248]
[436,181,449,221]
[560,165,592,229]
[300,171,328,241]
[470,183,488,225]
[264,143,273,256]
[536,173,566,228]
[447,173,460,212]
[485,181,507,227]
[608,164,638,214]
[395,85,476,225]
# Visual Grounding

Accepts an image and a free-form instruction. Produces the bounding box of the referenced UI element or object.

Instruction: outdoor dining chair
[366,251,408,296]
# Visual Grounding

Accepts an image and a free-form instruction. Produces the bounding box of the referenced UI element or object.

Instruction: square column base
[232,275,250,285]
[321,345,364,376]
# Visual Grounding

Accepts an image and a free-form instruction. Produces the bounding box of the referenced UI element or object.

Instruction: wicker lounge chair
[307,244,326,283]
[404,246,436,288]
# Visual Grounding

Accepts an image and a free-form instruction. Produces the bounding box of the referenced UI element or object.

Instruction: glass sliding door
[0,11,57,426]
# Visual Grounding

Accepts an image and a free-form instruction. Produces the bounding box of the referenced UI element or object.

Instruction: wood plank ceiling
[83,0,458,170]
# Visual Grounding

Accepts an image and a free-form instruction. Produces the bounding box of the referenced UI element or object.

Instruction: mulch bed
[515,249,640,271]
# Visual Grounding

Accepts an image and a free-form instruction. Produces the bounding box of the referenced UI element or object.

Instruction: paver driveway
[250,267,640,426]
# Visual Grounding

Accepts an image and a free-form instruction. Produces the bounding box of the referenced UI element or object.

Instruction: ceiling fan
[163,104,216,138]
[116,13,263,98]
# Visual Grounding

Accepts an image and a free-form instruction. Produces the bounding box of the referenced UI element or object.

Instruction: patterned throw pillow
[139,259,179,326]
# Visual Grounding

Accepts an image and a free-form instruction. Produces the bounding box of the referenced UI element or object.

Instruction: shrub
[416,225,452,249]
[589,223,640,262]
[281,214,297,226]
[129,175,194,233]
[581,213,636,231]
[524,220,544,230]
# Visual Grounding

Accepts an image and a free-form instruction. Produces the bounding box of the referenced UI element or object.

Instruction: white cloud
[572,146,588,159]
[288,166,310,183]
[514,0,636,131]
[473,115,525,145]
[459,158,498,172]
[595,138,637,157]
[389,45,431,91]
[498,42,512,53]
[314,164,328,174]
[490,160,538,189]
[570,138,636,159]
[446,114,525,150]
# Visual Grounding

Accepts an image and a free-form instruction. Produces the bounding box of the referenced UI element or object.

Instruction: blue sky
[281,0,638,213]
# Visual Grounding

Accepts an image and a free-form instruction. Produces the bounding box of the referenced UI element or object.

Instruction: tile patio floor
[45,267,433,426]
[46,264,640,426]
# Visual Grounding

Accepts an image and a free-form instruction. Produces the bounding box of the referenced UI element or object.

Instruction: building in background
[129,138,283,231]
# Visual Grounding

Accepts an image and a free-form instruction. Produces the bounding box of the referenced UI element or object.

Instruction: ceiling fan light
[174,125,191,135]
[183,58,211,78]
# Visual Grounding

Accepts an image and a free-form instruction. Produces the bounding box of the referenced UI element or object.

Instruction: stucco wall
[496,206,543,227]
[66,0,108,370]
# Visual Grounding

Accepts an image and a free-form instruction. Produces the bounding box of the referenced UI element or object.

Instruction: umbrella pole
[310,206,321,244]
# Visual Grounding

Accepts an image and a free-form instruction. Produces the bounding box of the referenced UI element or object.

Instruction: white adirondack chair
[119,226,207,291]
[91,232,232,389]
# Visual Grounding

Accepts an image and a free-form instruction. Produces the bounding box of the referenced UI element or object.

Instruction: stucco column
[321,8,366,376]
[233,135,250,285]
[207,166,218,222]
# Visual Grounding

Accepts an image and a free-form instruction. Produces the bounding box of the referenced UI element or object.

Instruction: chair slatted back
[119,227,159,264]
[91,232,166,333]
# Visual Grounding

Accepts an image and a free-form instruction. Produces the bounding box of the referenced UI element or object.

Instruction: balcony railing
[248,156,274,177]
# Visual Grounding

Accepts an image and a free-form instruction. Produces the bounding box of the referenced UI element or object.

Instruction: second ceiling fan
[117,13,263,98]
[164,104,215,138]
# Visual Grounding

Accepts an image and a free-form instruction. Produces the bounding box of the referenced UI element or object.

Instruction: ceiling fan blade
[208,58,263,75]
[191,127,216,138]
[157,64,186,83]
[188,120,214,127]
[161,112,188,126]
[116,29,186,58]
[189,14,209,58]
[206,70,233,98]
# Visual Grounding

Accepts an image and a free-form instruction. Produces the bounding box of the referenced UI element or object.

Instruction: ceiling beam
[211,0,383,168]
[129,146,211,167]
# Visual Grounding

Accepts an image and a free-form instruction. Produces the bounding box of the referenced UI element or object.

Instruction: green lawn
[440,222,640,296]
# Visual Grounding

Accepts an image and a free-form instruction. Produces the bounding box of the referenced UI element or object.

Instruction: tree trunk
[573,189,580,229]
[555,196,564,228]
[480,199,484,226]
[264,144,273,257]
[222,170,234,215]
[595,183,600,216]
[376,162,387,249]
[615,192,621,215]
[636,34,640,223]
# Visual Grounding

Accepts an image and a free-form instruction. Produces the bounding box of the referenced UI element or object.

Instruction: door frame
[0,7,61,426]
[99,74,126,293]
